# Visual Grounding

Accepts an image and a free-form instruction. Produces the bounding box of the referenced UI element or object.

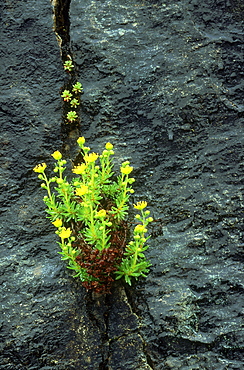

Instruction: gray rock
[0,0,243,368]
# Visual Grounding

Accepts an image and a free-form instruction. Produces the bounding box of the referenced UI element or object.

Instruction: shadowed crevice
[51,0,81,144]
[51,0,72,60]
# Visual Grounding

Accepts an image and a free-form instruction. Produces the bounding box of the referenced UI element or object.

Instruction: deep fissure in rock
[85,292,112,370]
[51,0,81,143]
[51,0,72,60]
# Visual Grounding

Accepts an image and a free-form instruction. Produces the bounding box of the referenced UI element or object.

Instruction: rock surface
[0,0,243,369]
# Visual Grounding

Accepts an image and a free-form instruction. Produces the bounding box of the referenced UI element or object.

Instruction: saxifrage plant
[34,137,152,293]
[61,81,83,123]
[63,59,74,72]
[61,58,83,124]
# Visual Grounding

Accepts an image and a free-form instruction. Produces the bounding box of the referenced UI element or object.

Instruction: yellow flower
[76,185,89,196]
[121,165,133,175]
[52,219,63,228]
[84,152,99,163]
[134,224,147,233]
[95,209,106,218]
[134,201,147,210]
[72,163,87,174]
[77,136,86,146]
[105,142,113,150]
[58,227,72,239]
[51,151,62,160]
[33,163,47,173]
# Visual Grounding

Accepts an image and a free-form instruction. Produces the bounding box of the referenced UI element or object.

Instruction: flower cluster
[34,138,152,293]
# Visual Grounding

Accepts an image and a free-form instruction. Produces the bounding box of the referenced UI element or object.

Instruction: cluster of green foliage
[63,59,74,72]
[34,138,152,292]
[61,81,83,123]
[62,58,83,123]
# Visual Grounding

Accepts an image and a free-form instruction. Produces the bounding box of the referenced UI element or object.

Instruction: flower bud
[105,142,113,150]
[77,136,85,146]
[102,150,108,157]
[134,235,141,240]
[134,224,147,233]
[121,165,133,175]
[95,209,106,218]
[52,151,62,160]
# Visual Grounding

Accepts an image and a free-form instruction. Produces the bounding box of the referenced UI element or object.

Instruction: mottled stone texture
[0,0,243,369]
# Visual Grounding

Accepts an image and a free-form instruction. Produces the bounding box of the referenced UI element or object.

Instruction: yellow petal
[52,219,63,228]
[133,201,147,210]
[58,227,72,239]
[33,163,47,173]
[121,165,133,175]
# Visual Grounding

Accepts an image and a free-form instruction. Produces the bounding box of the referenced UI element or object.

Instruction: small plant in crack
[61,90,72,102]
[61,80,83,123]
[72,82,83,93]
[70,98,80,108]
[67,110,78,122]
[63,59,74,72]
[33,138,152,293]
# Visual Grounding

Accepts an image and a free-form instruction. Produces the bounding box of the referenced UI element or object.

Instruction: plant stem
[43,173,53,202]
[90,202,94,233]
[59,164,63,180]
[89,162,96,236]
[131,242,139,271]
